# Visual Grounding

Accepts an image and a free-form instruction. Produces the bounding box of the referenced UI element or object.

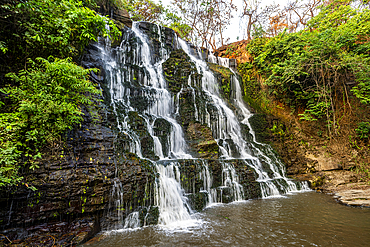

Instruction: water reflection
[85,192,370,246]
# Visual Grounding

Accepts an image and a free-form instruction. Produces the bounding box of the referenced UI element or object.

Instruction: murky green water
[86,192,370,246]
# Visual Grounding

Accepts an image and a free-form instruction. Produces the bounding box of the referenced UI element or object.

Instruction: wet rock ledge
[334,187,370,207]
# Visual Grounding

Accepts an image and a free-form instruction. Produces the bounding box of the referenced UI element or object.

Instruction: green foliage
[307,1,355,31]
[245,37,269,57]
[356,122,370,139]
[0,57,101,187]
[224,45,235,56]
[238,61,272,114]
[238,3,370,136]
[0,0,120,72]
[270,122,285,137]
[164,12,192,40]
[5,57,101,144]
[208,63,233,99]
[0,0,120,187]
[251,24,266,39]
[224,44,241,58]
[0,113,24,187]
[347,54,370,104]
[118,0,192,40]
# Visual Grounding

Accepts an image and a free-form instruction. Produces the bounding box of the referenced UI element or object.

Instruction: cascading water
[98,21,309,230]
[221,162,244,202]
[179,40,253,160]
[154,163,193,226]
[123,212,140,229]
[230,69,305,197]
[179,39,309,198]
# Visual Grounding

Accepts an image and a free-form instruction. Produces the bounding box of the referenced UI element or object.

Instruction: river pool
[85,192,370,246]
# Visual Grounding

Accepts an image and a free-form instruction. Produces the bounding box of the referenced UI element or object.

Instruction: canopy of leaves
[0,0,120,73]
[116,0,192,40]
[122,0,164,22]
[1,58,101,187]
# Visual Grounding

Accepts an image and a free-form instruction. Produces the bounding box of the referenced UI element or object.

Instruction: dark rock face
[0,106,113,226]
[127,111,157,161]
[248,114,271,143]
[208,159,262,201]
[0,103,157,241]
[175,159,261,210]
[135,21,179,61]
[0,24,159,244]
[163,49,200,94]
[208,63,233,101]
[186,122,219,159]
[113,9,132,29]
[0,218,100,246]
[97,0,133,29]
[162,48,222,159]
[153,118,172,157]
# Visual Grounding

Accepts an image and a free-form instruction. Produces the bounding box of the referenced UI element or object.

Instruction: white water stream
[179,39,308,198]
[98,22,310,230]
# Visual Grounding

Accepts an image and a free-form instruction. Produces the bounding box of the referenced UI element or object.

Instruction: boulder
[305,153,342,171]
[113,9,132,29]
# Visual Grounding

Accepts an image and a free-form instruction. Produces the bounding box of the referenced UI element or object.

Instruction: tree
[268,12,289,37]
[245,1,370,137]
[163,11,192,40]
[121,0,165,23]
[284,0,321,32]
[0,0,120,75]
[172,0,237,50]
[241,0,280,40]
[118,0,192,40]
[1,57,102,187]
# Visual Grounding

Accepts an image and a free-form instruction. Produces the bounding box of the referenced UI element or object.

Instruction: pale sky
[157,0,283,43]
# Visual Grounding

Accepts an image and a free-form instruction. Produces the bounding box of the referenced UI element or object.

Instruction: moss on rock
[208,62,233,100]
[186,122,219,159]
[163,49,200,93]
[127,111,157,160]
[187,192,208,211]
[248,114,269,143]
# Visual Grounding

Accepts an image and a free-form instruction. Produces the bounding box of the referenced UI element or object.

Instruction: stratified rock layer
[335,189,370,207]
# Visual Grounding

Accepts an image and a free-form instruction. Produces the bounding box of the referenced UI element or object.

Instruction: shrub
[0,57,101,186]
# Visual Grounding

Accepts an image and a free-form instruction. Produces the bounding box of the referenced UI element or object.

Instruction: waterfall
[155,163,193,226]
[179,38,308,198]
[230,69,302,197]
[97,21,309,229]
[123,212,140,229]
[200,162,217,205]
[178,39,254,159]
[221,162,244,202]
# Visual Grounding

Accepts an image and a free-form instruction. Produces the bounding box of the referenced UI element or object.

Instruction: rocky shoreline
[251,113,370,208]
[334,187,370,207]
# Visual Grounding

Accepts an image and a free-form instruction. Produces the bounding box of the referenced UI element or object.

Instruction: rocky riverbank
[214,34,370,209]
[247,112,370,207]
